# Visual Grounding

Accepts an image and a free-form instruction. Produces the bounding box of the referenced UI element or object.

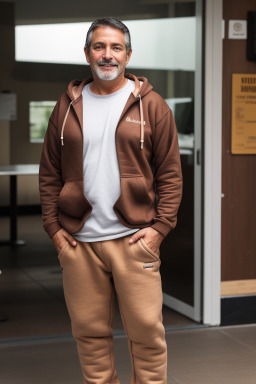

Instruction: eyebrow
[93,42,124,48]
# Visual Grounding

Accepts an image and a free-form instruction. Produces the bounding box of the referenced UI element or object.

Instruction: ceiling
[2,0,195,25]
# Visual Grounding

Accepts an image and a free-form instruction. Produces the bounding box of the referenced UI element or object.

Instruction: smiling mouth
[98,63,118,67]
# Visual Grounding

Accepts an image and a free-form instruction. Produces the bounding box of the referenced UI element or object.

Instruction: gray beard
[94,65,123,81]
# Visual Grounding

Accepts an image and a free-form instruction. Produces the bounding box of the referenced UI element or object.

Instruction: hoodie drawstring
[60,101,73,146]
[61,92,144,150]
[139,94,144,150]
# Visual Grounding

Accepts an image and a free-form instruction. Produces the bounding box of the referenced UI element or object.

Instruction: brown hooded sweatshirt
[39,73,183,239]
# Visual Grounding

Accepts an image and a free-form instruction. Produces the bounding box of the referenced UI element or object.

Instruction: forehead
[91,26,126,45]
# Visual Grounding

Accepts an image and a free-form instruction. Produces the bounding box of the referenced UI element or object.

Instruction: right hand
[52,228,77,253]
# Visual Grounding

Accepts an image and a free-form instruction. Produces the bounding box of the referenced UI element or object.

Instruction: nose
[102,46,113,60]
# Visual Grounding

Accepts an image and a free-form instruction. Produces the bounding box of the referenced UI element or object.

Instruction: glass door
[159,1,203,322]
[126,0,203,322]
[14,0,203,324]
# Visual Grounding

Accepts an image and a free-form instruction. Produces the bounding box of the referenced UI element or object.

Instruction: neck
[90,75,128,95]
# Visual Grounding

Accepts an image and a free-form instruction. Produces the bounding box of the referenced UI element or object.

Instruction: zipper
[66,93,93,209]
[114,94,141,189]
[80,94,93,209]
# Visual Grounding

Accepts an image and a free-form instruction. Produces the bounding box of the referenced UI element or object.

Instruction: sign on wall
[231,74,256,154]
[0,93,17,121]
[228,20,247,39]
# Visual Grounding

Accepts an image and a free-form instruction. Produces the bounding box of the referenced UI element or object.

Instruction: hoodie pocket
[113,175,155,225]
[58,180,91,219]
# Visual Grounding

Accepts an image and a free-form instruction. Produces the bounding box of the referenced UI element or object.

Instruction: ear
[125,49,132,66]
[84,47,90,64]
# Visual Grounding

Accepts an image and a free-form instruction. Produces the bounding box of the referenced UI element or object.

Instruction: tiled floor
[1,324,256,384]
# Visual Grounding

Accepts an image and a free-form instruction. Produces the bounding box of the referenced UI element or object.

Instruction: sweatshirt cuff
[44,220,62,239]
[151,221,173,238]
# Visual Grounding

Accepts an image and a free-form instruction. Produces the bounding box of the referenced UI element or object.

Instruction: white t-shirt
[73,79,140,242]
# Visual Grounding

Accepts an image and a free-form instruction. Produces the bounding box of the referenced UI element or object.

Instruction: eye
[94,45,102,50]
[113,47,121,51]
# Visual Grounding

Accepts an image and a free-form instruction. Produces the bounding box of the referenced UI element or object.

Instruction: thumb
[63,231,77,247]
[129,229,147,244]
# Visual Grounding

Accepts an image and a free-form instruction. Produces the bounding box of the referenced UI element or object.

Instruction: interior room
[0,0,199,339]
[2,1,256,384]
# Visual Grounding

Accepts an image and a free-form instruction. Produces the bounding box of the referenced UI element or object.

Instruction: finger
[52,230,64,248]
[63,231,77,246]
[129,229,147,244]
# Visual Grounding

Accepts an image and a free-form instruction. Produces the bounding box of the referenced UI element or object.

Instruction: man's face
[84,26,132,81]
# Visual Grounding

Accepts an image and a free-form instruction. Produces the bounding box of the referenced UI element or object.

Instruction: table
[0,164,39,246]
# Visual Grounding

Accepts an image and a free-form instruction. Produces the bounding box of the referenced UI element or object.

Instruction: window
[15,19,195,70]
[29,101,55,143]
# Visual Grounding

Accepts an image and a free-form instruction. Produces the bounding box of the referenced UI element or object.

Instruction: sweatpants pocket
[138,238,160,262]
[58,241,70,261]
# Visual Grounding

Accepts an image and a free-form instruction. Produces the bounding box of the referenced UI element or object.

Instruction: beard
[93,60,124,81]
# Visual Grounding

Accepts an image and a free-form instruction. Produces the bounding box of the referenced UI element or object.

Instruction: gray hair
[85,17,132,53]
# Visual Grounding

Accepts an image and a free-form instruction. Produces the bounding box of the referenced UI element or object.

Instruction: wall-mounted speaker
[247,11,256,61]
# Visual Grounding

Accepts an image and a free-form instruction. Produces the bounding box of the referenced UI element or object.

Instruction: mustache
[97,60,119,66]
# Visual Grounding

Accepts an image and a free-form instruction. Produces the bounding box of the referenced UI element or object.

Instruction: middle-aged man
[39,17,182,384]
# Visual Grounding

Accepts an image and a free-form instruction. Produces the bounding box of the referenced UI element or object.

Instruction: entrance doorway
[0,0,204,339]
[134,1,203,323]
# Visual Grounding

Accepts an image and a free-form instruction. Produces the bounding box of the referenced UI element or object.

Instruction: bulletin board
[231,74,256,154]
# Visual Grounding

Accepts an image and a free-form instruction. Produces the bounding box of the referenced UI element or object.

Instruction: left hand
[129,227,164,254]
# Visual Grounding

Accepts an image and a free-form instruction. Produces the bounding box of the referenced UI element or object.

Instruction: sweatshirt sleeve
[151,108,183,238]
[39,111,63,239]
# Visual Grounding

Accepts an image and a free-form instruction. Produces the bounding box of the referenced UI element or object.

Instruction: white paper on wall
[0,93,17,121]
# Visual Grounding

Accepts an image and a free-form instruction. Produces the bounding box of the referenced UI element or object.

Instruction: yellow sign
[231,74,256,154]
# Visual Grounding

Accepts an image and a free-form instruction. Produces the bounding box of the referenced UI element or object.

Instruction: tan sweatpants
[58,233,167,384]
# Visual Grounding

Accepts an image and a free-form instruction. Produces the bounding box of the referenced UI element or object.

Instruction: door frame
[163,0,203,323]
[163,0,223,326]
[203,0,222,326]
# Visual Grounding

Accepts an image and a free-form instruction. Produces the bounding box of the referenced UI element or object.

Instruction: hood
[61,73,153,149]
[66,73,152,100]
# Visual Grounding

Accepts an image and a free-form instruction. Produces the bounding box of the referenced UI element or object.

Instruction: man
[39,17,182,384]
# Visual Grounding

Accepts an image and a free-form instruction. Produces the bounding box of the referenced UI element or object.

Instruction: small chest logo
[126,116,146,125]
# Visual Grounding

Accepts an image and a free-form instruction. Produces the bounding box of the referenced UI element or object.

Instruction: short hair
[85,17,132,53]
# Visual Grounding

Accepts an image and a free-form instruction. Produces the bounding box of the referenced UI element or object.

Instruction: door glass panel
[137,3,196,308]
